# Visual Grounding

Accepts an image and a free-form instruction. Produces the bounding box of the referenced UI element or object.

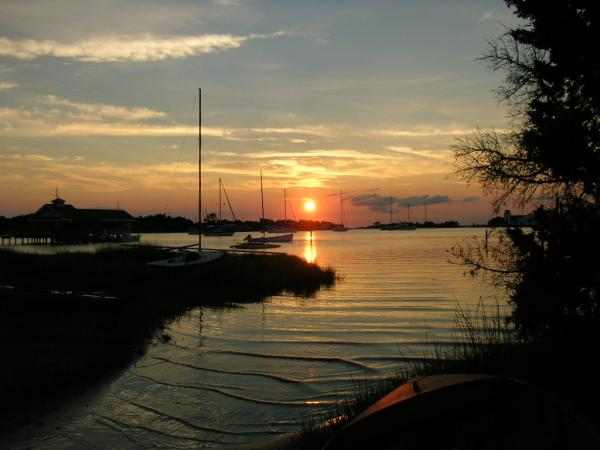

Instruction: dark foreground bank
[0,246,335,429]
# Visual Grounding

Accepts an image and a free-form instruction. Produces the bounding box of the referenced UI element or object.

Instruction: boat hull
[146,249,224,267]
[244,233,293,243]
[231,242,281,249]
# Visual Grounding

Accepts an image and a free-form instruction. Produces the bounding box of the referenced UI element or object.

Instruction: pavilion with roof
[29,197,136,243]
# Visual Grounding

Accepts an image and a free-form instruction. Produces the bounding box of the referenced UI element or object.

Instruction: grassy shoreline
[0,246,335,429]
[272,305,600,449]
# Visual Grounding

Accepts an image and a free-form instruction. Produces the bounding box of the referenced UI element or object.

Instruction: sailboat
[380,196,416,231]
[332,189,349,232]
[268,189,298,233]
[148,89,224,266]
[191,178,236,236]
[231,171,285,249]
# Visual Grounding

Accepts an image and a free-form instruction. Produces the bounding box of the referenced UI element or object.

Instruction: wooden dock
[1,234,53,245]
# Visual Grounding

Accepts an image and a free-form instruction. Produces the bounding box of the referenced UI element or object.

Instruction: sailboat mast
[284,189,287,221]
[219,178,222,222]
[198,88,202,251]
[389,196,393,224]
[260,170,265,223]
[340,189,344,226]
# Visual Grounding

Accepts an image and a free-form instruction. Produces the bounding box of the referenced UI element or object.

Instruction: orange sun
[304,199,316,213]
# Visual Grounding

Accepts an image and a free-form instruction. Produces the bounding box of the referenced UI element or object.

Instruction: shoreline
[0,246,335,431]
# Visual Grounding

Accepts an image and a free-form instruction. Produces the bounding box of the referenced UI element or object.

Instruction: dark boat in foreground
[322,373,600,450]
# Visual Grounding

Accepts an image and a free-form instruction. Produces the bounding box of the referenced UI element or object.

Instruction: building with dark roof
[29,197,136,243]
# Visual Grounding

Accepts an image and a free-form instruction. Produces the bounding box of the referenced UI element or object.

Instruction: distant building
[29,197,135,243]
[490,209,536,228]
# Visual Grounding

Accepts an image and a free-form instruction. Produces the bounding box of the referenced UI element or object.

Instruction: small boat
[380,196,416,230]
[230,242,281,250]
[235,172,292,248]
[244,233,293,243]
[147,248,224,267]
[267,189,298,233]
[332,224,348,232]
[332,189,349,231]
[323,373,600,449]
[197,224,236,236]
[189,178,237,236]
[114,233,141,242]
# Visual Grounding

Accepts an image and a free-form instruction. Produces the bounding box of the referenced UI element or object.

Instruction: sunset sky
[0,0,519,226]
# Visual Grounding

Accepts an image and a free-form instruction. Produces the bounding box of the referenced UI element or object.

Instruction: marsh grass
[0,246,335,426]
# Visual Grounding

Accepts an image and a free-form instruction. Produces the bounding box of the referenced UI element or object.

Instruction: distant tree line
[364,220,460,229]
[132,214,194,233]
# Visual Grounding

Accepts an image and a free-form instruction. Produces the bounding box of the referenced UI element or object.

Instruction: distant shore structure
[25,196,136,244]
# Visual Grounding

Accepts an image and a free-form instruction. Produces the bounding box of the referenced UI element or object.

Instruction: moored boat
[147,88,224,267]
[230,242,281,250]
[244,233,293,243]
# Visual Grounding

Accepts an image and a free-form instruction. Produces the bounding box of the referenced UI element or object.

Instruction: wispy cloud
[40,95,165,120]
[0,31,288,62]
[213,0,245,5]
[0,153,196,192]
[386,146,450,160]
[0,153,54,162]
[463,196,480,203]
[0,81,17,89]
[374,127,479,137]
[478,11,494,23]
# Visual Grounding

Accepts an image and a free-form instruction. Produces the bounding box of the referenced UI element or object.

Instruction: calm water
[10,228,507,449]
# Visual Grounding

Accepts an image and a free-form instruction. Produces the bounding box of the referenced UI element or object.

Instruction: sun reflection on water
[303,231,317,263]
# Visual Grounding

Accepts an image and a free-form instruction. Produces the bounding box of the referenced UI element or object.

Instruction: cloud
[478,11,494,23]
[40,95,165,120]
[0,31,288,62]
[0,153,54,161]
[0,81,17,89]
[351,193,451,213]
[374,127,480,137]
[0,152,197,192]
[213,0,245,5]
[462,196,480,203]
[386,146,450,160]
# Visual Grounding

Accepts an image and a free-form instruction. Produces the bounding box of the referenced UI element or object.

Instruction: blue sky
[0,0,517,224]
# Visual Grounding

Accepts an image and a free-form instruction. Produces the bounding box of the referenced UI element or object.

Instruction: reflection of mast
[197,306,204,347]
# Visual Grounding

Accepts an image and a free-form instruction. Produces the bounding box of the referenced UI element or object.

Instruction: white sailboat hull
[147,249,224,267]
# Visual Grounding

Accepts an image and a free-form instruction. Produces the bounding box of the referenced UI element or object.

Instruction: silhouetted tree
[453,1,600,341]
